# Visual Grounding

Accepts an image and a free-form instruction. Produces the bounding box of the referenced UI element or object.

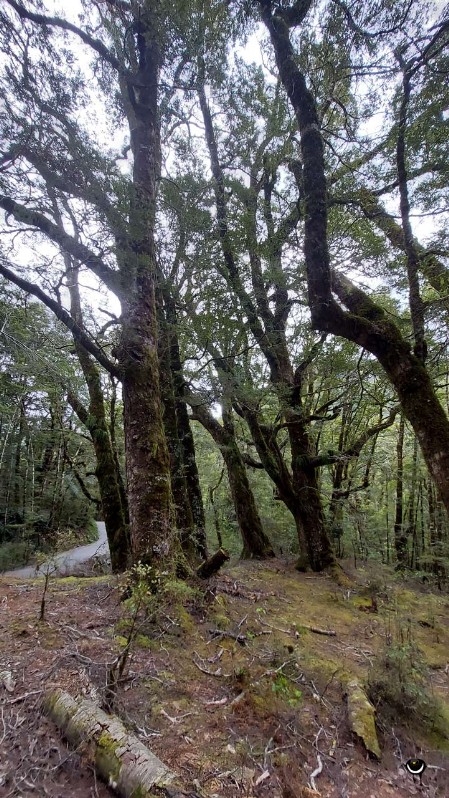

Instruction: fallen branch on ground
[209,628,247,645]
[299,625,336,636]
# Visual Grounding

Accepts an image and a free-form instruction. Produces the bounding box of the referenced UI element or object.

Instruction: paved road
[2,521,110,578]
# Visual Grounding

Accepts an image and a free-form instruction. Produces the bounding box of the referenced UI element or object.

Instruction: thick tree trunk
[120,299,174,565]
[117,13,176,568]
[288,416,335,570]
[158,313,196,560]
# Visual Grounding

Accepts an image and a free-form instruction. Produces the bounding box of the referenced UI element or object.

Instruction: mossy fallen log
[346,679,381,760]
[196,547,229,578]
[43,688,176,797]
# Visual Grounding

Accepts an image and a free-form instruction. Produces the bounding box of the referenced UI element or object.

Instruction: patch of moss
[96,730,121,783]
[134,634,153,649]
[346,678,381,759]
[163,578,199,602]
[210,611,232,629]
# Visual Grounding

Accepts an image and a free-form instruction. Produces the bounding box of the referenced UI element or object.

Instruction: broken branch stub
[196,547,229,578]
[43,688,175,797]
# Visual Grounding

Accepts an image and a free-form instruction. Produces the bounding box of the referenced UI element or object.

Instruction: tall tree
[256,0,449,520]
[0,0,210,567]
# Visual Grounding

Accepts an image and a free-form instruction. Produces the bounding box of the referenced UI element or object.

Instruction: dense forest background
[0,0,449,582]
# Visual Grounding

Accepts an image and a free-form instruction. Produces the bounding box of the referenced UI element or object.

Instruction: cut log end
[196,547,230,578]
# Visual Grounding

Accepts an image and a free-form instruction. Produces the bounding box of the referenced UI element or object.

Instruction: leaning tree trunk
[223,438,275,559]
[191,404,274,558]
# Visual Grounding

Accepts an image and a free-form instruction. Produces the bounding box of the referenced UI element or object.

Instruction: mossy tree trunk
[158,302,196,560]
[190,402,274,558]
[394,415,407,567]
[60,255,130,573]
[44,688,176,797]
[164,291,208,559]
[115,10,177,568]
[222,408,275,559]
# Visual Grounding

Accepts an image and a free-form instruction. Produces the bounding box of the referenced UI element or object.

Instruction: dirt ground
[0,559,448,798]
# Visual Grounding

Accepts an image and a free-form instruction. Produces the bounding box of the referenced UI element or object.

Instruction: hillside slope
[0,560,448,797]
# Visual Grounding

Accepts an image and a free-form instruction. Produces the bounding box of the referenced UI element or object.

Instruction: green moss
[346,678,381,759]
[96,731,121,783]
[210,612,232,629]
[135,634,153,649]
[163,578,198,601]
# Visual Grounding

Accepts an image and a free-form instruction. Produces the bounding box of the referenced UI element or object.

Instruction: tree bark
[190,403,274,558]
[158,306,196,560]
[164,292,208,559]
[116,11,175,567]
[44,688,176,797]
[394,415,407,567]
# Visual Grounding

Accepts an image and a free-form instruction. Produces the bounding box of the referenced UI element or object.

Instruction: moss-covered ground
[0,559,448,797]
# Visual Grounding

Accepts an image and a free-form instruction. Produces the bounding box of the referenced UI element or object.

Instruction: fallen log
[345,679,381,760]
[43,688,176,797]
[196,547,229,579]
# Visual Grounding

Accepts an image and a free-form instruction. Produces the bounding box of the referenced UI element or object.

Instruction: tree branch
[5,0,125,74]
[0,259,121,378]
[0,195,122,297]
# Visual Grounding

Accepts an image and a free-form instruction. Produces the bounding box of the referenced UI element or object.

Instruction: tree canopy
[0,0,448,577]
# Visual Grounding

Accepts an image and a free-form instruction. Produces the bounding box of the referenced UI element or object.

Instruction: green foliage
[271,672,302,707]
[0,540,30,571]
[368,632,446,735]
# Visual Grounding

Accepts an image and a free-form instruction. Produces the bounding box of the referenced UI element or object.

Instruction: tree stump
[43,688,175,796]
[196,547,229,578]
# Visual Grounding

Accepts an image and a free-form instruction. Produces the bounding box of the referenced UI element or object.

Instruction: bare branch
[5,0,125,74]
[0,195,122,298]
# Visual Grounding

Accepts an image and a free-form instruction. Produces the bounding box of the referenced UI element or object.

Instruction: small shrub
[368,639,444,733]
[271,672,302,707]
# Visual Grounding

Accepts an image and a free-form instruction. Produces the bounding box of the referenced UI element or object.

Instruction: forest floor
[0,558,448,798]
